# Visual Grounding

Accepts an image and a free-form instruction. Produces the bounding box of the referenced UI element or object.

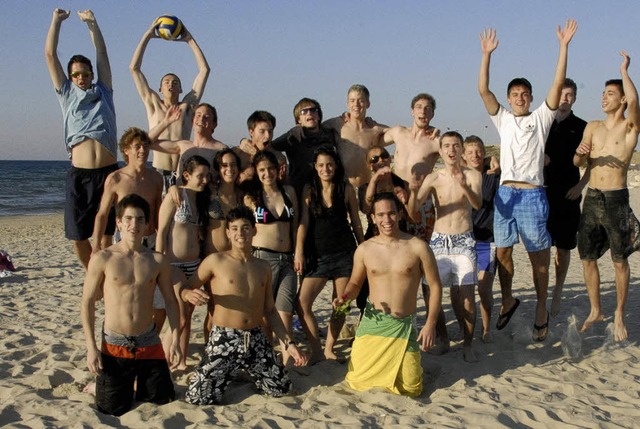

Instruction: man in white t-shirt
[477,20,577,341]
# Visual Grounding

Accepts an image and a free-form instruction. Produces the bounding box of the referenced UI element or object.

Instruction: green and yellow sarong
[346,302,423,396]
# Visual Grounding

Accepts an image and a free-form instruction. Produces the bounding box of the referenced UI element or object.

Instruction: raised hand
[556,19,578,46]
[620,50,631,73]
[77,9,96,23]
[52,8,70,23]
[165,104,182,123]
[178,24,192,42]
[479,28,499,54]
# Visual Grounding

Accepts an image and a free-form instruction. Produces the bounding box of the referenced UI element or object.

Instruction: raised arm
[407,173,436,222]
[546,19,578,110]
[81,252,107,375]
[149,106,183,152]
[78,10,112,89]
[179,25,210,106]
[129,21,160,108]
[621,51,640,130]
[45,8,70,91]
[478,28,500,115]
[456,168,483,210]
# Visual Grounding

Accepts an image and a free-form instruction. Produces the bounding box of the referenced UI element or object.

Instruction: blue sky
[1,0,639,160]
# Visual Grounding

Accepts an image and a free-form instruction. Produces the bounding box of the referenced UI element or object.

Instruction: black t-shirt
[543,112,587,196]
[271,126,338,197]
[473,165,500,242]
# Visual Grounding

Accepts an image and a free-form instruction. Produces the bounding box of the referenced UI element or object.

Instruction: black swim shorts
[64,164,118,241]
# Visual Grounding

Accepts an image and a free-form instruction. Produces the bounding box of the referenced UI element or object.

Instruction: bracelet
[284,340,296,350]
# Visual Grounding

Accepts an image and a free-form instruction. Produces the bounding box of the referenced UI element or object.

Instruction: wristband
[284,340,296,350]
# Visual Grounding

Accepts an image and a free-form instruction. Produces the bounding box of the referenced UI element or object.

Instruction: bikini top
[208,195,225,220]
[174,188,199,225]
[253,189,294,224]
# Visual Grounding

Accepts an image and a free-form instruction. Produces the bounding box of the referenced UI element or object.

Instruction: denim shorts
[252,248,297,313]
[578,188,631,261]
[493,185,551,252]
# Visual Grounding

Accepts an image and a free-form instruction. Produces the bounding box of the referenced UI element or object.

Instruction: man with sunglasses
[271,98,338,198]
[46,9,118,270]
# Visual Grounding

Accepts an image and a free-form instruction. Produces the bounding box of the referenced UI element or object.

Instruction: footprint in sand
[561,315,582,360]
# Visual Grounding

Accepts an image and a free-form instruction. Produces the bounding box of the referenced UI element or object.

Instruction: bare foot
[481,331,493,343]
[580,312,604,333]
[463,346,478,363]
[324,351,346,364]
[171,362,188,372]
[82,381,96,396]
[614,311,628,342]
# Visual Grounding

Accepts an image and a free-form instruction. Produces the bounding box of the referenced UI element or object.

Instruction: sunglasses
[300,107,319,115]
[70,71,92,79]
[369,153,390,164]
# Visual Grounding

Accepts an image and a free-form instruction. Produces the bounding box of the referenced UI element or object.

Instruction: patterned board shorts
[430,231,477,287]
[185,325,291,405]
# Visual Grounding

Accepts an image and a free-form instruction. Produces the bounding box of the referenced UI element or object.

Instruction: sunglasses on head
[369,152,390,164]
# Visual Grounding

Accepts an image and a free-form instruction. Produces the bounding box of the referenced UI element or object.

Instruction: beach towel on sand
[346,302,423,396]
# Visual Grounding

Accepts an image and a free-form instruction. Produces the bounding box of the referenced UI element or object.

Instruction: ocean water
[0,160,69,216]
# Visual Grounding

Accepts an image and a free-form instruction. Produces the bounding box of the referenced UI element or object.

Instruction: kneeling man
[181,206,307,404]
[334,192,442,396]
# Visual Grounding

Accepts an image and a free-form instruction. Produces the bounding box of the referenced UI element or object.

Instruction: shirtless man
[234,110,287,183]
[81,194,181,416]
[478,20,577,341]
[130,18,210,190]
[45,9,118,269]
[574,52,639,342]
[383,93,439,184]
[150,104,228,183]
[408,132,482,362]
[91,128,163,253]
[180,206,307,404]
[323,84,387,188]
[333,192,442,396]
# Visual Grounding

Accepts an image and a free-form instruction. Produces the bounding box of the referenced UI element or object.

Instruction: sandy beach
[1,188,639,428]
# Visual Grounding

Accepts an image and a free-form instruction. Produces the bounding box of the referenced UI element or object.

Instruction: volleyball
[154,15,183,40]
